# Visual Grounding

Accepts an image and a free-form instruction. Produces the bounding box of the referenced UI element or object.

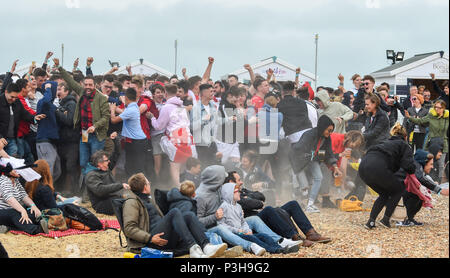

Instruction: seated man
[226,171,331,245]
[238,150,276,206]
[179,157,202,188]
[195,165,301,255]
[85,150,129,215]
[122,173,228,258]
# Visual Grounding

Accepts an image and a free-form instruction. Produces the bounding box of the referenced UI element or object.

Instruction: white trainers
[250,243,266,256]
[279,238,301,249]
[189,244,207,258]
[202,243,228,258]
[306,204,320,213]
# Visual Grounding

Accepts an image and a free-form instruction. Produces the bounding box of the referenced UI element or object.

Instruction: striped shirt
[0,175,27,210]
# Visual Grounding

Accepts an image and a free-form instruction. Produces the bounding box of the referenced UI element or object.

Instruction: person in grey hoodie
[218,183,286,255]
[195,165,301,255]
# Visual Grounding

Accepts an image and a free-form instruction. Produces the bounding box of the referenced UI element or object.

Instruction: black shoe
[322,197,337,209]
[379,217,391,229]
[281,244,300,254]
[364,220,376,230]
[409,219,424,226]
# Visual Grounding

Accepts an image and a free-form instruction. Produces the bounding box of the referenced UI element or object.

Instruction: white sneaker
[202,243,228,258]
[189,244,207,258]
[306,204,320,213]
[250,243,266,256]
[279,238,301,249]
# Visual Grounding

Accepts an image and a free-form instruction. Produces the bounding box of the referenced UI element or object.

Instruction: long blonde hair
[390,122,407,138]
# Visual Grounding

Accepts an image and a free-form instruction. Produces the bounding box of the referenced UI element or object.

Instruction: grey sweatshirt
[217,183,251,234]
[195,165,227,228]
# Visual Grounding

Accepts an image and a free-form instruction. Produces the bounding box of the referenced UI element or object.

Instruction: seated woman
[0,163,48,234]
[226,171,331,246]
[25,160,58,211]
[122,173,228,258]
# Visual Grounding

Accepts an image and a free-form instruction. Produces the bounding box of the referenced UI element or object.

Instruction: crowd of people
[0,51,449,258]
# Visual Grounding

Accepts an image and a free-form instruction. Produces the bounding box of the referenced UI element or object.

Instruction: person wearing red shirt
[251,78,270,111]
[15,79,36,164]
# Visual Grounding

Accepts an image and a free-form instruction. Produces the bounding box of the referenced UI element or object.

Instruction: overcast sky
[0,0,448,87]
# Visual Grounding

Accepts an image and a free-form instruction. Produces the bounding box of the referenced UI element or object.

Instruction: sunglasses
[412,97,417,101]
[363,83,370,86]
[435,106,443,110]
[424,95,430,98]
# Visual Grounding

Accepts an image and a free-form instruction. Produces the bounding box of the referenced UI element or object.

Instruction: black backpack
[154,189,169,215]
[60,204,103,231]
[111,198,130,248]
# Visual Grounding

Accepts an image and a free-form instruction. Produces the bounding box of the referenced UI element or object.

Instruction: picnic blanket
[9,219,120,239]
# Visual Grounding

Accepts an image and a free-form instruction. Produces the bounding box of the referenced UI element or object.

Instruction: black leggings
[359,153,406,221]
[403,191,423,221]
[148,209,209,251]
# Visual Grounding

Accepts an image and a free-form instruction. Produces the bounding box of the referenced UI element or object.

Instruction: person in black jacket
[55,82,80,195]
[225,171,331,246]
[359,124,416,229]
[363,94,391,149]
[277,86,312,144]
[289,115,341,213]
[352,75,390,130]
[395,150,449,227]
[0,83,45,157]
[430,73,449,107]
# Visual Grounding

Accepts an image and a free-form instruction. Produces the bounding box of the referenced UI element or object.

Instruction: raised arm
[244,64,256,85]
[202,57,214,84]
[58,66,84,96]
[42,51,53,71]
[86,57,94,76]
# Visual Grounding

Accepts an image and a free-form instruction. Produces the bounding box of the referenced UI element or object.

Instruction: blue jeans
[17,138,34,165]
[80,134,105,174]
[208,225,253,251]
[297,161,323,202]
[245,216,282,243]
[204,231,223,245]
[239,233,282,254]
[4,138,18,157]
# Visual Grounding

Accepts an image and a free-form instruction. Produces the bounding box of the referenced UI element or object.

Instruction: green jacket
[407,108,449,153]
[122,190,151,253]
[58,67,110,141]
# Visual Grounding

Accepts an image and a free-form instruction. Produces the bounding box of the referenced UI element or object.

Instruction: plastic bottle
[123,252,140,258]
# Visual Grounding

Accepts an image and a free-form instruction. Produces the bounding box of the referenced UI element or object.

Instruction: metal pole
[314,34,318,91]
[174,39,178,75]
[61,43,64,68]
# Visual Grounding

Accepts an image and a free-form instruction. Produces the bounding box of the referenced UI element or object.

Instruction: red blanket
[404,174,433,208]
[9,219,120,239]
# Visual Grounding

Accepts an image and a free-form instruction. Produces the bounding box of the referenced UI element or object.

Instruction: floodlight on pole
[386,50,405,64]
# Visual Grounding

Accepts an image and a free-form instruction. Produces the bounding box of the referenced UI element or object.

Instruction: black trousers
[57,142,80,194]
[0,209,42,235]
[359,153,405,221]
[148,209,208,251]
[196,143,219,169]
[403,191,423,221]
[124,139,150,179]
[24,130,38,162]
[411,133,426,151]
